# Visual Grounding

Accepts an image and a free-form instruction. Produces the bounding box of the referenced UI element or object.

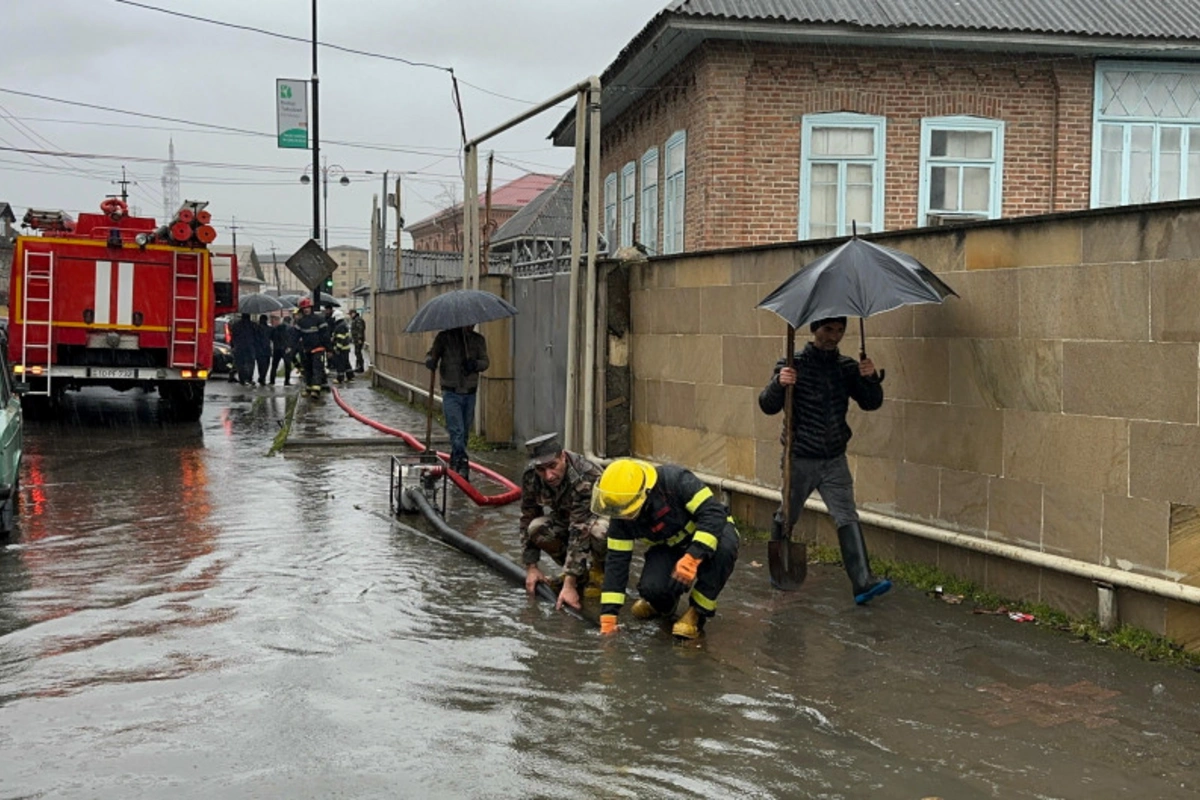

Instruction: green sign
[276,78,309,149]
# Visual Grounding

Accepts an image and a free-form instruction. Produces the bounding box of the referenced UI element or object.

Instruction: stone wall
[373,274,513,444]
[619,200,1200,647]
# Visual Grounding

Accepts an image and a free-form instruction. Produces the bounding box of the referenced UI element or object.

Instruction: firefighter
[349,308,367,373]
[518,433,608,611]
[229,313,257,386]
[253,314,272,386]
[592,458,740,640]
[269,316,292,386]
[329,307,354,384]
[294,297,329,397]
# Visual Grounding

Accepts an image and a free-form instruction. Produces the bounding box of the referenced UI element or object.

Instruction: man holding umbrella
[425,325,489,479]
[759,316,891,605]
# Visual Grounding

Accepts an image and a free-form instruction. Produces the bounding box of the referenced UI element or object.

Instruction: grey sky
[3,0,664,258]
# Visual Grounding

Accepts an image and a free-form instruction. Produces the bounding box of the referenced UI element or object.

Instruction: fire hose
[331,387,521,506]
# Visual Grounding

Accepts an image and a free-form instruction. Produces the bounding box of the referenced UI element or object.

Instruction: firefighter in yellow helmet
[591,458,740,639]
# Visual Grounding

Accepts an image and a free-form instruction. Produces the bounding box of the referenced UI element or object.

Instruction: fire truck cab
[6,198,238,421]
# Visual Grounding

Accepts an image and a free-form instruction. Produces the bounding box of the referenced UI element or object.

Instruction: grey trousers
[776,453,859,533]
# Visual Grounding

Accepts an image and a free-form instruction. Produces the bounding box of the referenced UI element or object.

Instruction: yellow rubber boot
[583,566,605,598]
[630,598,658,620]
[672,606,705,639]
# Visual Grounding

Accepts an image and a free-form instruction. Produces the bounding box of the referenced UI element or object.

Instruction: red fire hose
[331,387,521,506]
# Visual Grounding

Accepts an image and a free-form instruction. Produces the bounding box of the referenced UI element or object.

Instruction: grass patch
[267,390,299,456]
[744,526,1200,669]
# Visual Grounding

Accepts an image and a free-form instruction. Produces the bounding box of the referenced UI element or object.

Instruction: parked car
[210,316,235,379]
[0,346,24,537]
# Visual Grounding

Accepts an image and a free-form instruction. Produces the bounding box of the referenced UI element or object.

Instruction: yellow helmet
[591,459,658,520]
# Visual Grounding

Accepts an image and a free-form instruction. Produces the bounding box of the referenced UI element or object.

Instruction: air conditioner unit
[926,212,989,227]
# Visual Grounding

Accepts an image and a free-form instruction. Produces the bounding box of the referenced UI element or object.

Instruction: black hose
[406,487,595,627]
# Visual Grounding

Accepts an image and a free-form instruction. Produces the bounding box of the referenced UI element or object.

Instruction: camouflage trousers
[527,515,609,576]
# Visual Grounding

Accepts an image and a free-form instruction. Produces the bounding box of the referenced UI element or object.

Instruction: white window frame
[640,147,659,254]
[1091,60,1200,208]
[620,161,636,248]
[663,130,686,254]
[798,112,886,240]
[918,116,1005,225]
[603,172,617,253]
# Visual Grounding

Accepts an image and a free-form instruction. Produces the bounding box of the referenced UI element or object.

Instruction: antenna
[109,166,136,204]
[161,138,181,221]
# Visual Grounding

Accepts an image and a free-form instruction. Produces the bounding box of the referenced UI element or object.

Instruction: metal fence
[378,249,512,291]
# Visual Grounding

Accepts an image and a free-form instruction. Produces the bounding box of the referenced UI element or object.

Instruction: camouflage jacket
[519,450,603,576]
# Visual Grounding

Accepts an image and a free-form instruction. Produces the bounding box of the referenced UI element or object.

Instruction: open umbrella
[404,289,518,455]
[403,289,517,334]
[755,233,957,591]
[279,292,340,308]
[238,293,285,315]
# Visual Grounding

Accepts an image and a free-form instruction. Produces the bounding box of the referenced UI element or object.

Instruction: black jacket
[758,343,883,459]
[294,312,330,353]
[270,322,291,353]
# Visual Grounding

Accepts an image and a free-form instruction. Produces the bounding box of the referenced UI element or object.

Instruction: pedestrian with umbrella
[756,232,957,602]
[406,289,516,480]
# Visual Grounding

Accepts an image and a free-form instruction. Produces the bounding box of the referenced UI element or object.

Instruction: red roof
[407,173,559,230]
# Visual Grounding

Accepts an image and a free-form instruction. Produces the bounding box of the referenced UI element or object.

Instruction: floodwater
[1,380,1198,799]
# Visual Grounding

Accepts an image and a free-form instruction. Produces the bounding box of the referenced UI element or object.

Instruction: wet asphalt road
[1,379,1199,799]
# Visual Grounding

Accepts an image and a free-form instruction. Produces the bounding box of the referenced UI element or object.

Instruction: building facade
[552,1,1200,254]
[327,245,369,298]
[406,174,558,252]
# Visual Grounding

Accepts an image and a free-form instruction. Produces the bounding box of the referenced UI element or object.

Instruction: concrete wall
[618,200,1200,647]
[373,274,513,444]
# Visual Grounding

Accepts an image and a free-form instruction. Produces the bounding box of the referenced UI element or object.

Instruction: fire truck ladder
[20,250,54,397]
[171,252,202,367]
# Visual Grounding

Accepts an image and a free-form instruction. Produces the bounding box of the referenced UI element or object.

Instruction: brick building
[551,0,1200,253]
[406,173,557,252]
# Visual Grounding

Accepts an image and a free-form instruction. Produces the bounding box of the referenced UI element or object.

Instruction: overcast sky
[3,0,665,259]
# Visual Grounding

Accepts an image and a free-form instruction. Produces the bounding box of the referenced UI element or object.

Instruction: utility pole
[231,216,239,256]
[310,0,321,307]
[395,175,402,281]
[271,242,281,293]
[481,152,494,275]
[379,170,388,288]
[110,166,135,204]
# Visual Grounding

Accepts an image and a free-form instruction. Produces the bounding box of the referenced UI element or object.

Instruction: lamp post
[300,159,349,251]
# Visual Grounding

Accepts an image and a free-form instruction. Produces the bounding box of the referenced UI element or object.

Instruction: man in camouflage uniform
[519,433,608,611]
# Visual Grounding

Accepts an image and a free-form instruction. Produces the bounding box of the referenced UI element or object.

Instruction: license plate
[91,368,136,379]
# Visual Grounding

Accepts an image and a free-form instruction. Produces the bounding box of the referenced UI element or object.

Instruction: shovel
[768,325,808,591]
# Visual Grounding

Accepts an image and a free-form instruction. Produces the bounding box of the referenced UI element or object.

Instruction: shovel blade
[768,539,808,591]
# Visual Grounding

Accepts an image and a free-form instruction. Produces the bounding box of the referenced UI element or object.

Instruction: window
[620,162,636,248]
[799,113,886,239]
[640,147,659,254]
[603,172,617,253]
[1093,61,1200,207]
[663,131,686,254]
[919,116,1005,224]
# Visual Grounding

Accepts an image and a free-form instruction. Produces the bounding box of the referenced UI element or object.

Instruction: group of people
[229,303,368,397]
[515,316,892,639]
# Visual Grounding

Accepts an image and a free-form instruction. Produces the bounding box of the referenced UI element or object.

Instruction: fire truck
[6,198,238,420]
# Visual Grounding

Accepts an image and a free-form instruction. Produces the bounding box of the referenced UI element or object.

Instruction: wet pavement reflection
[1,381,1198,799]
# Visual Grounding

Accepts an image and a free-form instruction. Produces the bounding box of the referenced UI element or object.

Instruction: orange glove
[672,553,702,585]
[599,614,618,635]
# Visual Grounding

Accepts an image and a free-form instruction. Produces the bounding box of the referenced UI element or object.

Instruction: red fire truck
[6,198,238,420]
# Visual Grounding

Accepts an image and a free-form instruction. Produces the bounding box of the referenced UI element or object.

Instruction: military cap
[525,432,562,465]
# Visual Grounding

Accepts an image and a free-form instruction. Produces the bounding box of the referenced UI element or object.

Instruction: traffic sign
[285,239,338,291]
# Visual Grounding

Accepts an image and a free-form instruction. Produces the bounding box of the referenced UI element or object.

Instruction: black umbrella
[403,289,517,334]
[238,293,286,314]
[755,234,957,591]
[405,288,518,457]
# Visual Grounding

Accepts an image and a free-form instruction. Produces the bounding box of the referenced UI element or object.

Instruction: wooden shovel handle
[781,326,795,539]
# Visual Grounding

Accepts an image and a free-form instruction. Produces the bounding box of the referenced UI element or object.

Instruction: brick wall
[600,40,1095,251]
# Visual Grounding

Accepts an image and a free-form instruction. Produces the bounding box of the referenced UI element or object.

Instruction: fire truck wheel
[161,383,206,422]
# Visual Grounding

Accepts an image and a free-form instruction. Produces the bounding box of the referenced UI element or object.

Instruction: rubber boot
[837,522,892,605]
[671,606,706,639]
[583,566,605,598]
[631,598,658,620]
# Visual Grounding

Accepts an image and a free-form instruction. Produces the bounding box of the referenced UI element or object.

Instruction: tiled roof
[407,174,559,231]
[490,170,574,245]
[666,0,1200,39]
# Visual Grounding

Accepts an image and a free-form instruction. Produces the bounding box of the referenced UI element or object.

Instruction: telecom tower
[161,138,181,221]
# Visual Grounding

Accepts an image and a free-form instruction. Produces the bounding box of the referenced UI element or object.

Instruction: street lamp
[300,158,349,250]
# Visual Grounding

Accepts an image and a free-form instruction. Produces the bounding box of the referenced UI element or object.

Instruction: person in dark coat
[349,309,367,372]
[253,315,272,386]
[269,316,292,386]
[425,325,489,478]
[758,315,890,605]
[229,313,257,386]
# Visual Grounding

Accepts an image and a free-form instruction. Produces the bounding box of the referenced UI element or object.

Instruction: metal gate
[512,272,570,445]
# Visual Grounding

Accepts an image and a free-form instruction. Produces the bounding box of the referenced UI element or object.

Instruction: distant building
[0,202,18,312]
[211,244,264,298]
[326,245,369,298]
[406,174,558,252]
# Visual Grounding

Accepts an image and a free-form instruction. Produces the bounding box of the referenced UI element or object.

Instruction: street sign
[285,239,339,291]
[276,78,309,149]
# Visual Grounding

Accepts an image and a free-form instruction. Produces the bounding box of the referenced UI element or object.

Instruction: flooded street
[1,381,1199,799]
